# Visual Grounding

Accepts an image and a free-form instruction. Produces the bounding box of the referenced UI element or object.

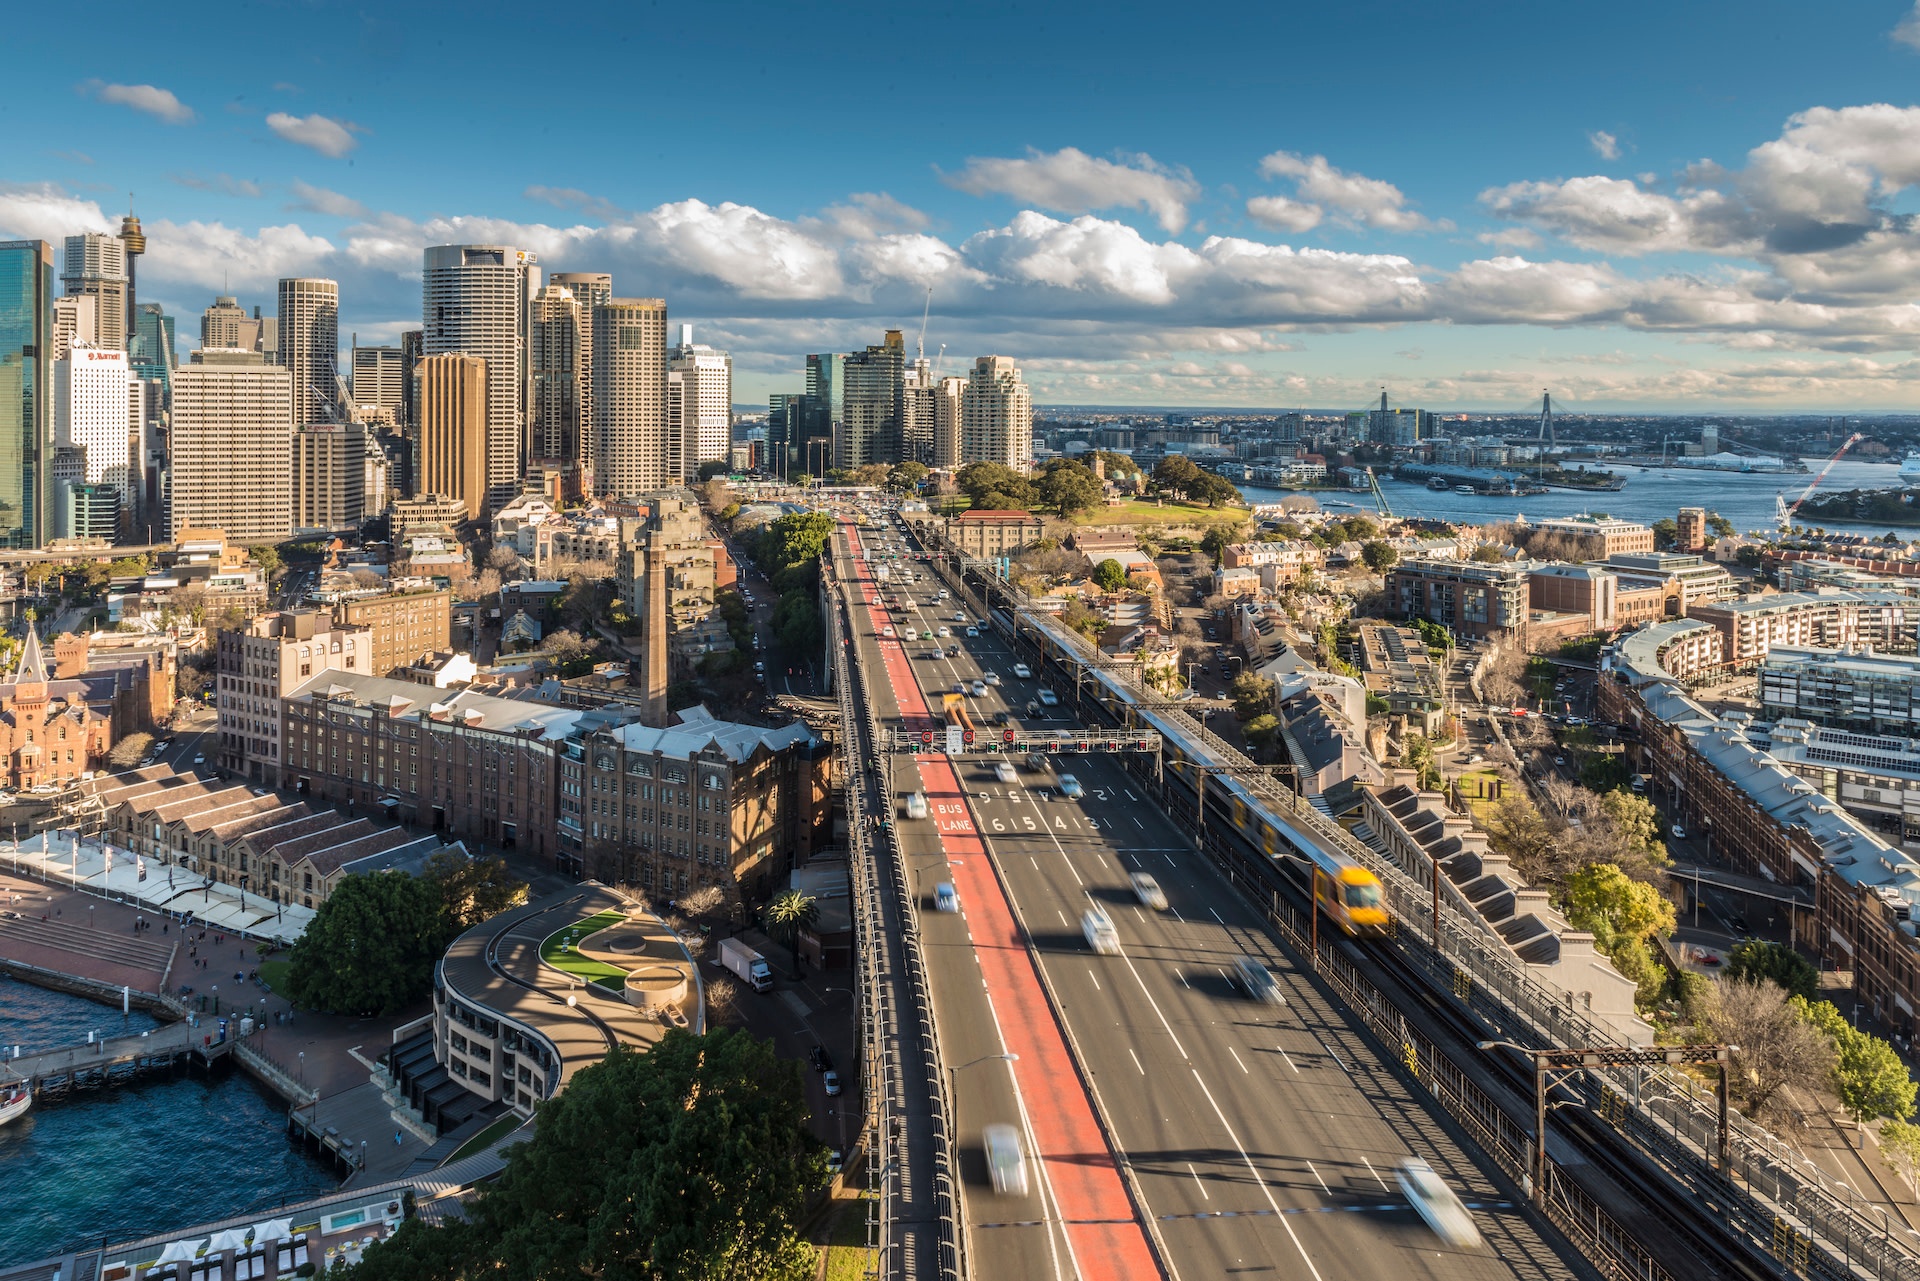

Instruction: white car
[952,612,966,623]
[1082,906,1120,954]
[1036,689,1058,707]
[1058,775,1083,799]
[993,761,1018,784]
[1396,1158,1482,1248]
[905,792,929,820]
[1130,873,1167,910]
[965,627,979,637]
[904,628,920,641]
[984,672,1001,687]
[1671,824,1687,840]
[983,1124,1028,1196]
[882,625,896,638]
[1012,663,1032,679]
[937,627,952,638]
[971,681,988,697]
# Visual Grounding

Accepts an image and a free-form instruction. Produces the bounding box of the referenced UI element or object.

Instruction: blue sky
[10,0,1920,411]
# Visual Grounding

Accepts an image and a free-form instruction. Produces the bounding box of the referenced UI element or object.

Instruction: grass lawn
[259,959,291,993]
[818,1193,877,1281]
[539,910,629,989]
[446,1112,528,1164]
[1070,499,1252,528]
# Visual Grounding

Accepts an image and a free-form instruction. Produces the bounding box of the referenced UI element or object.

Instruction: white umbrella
[206,1227,249,1253]
[154,1238,204,1264]
[250,1219,292,1244]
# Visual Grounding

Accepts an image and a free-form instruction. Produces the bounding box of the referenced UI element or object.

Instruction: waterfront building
[278,278,340,427]
[1677,506,1707,552]
[168,352,294,542]
[839,330,904,471]
[216,610,373,784]
[0,240,54,549]
[591,298,668,498]
[1385,558,1531,640]
[417,353,488,522]
[62,232,128,351]
[960,355,1033,468]
[0,629,112,789]
[1531,514,1656,560]
[421,245,538,516]
[669,325,733,478]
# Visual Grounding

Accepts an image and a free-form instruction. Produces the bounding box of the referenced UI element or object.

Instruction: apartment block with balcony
[1385,558,1531,640]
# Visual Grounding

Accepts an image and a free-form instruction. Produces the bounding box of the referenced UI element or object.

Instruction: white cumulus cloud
[943,147,1200,234]
[1256,151,1439,231]
[1589,130,1622,160]
[84,81,194,124]
[266,113,359,158]
[0,184,115,243]
[1244,195,1323,233]
[1895,2,1920,50]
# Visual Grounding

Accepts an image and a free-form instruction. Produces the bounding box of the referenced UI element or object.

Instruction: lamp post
[1477,1039,1733,1208]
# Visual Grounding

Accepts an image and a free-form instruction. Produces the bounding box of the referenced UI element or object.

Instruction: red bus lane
[841,524,1161,1280]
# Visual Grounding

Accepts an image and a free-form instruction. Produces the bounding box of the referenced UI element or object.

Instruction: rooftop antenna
[917,284,932,364]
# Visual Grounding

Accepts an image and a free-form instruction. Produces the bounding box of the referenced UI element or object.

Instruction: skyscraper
[801,353,844,480]
[900,357,933,465]
[130,304,174,388]
[548,272,611,489]
[767,392,802,480]
[0,241,53,548]
[529,284,584,465]
[418,353,488,520]
[838,330,905,471]
[350,345,405,414]
[52,295,97,363]
[278,278,340,426]
[931,375,964,470]
[960,355,1032,468]
[169,351,294,542]
[399,330,423,426]
[53,344,133,538]
[422,244,538,515]
[669,325,733,478]
[61,233,128,352]
[591,298,667,498]
[202,295,250,349]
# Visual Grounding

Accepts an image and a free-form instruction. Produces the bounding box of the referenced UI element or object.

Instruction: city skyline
[8,3,1920,410]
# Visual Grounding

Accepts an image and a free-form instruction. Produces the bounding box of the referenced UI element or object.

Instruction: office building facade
[960,355,1032,468]
[592,298,668,498]
[217,609,372,783]
[838,331,904,471]
[201,295,250,349]
[53,344,132,539]
[529,284,585,473]
[61,233,128,352]
[168,353,294,542]
[803,352,844,478]
[0,240,53,548]
[417,353,488,522]
[669,325,732,477]
[422,245,538,516]
[278,278,340,427]
[350,344,405,415]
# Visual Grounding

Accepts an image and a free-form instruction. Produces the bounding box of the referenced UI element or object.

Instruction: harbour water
[0,977,334,1266]
[1242,459,1920,538]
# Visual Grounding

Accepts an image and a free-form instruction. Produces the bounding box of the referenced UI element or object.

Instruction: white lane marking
[1057,910,1068,926]
[1133,817,1145,829]
[1177,970,1190,989]
[1088,969,1101,992]
[1165,854,1176,866]
[1169,908,1184,923]
[1187,1163,1211,1200]
[1307,1160,1330,1196]
[1209,908,1225,925]
[1031,857,1040,870]
[1320,1040,1352,1075]
[1125,788,1139,800]
[1278,1048,1300,1073]
[1129,1048,1145,1075]
[1190,1068,1327,1281]
[1227,1045,1249,1075]
[1363,1157,1390,1193]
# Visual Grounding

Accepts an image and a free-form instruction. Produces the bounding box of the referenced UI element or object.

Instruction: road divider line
[1189,1068,1326,1281]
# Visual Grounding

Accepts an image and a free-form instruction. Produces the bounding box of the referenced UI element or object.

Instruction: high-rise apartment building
[53,344,132,539]
[201,295,250,349]
[349,344,405,414]
[529,284,584,467]
[0,240,54,549]
[960,355,1032,468]
[278,278,340,427]
[169,352,294,542]
[591,298,668,498]
[52,295,97,363]
[62,233,128,351]
[422,245,537,515]
[418,353,488,520]
[669,325,732,477]
[838,331,904,471]
[932,375,965,469]
[900,357,934,466]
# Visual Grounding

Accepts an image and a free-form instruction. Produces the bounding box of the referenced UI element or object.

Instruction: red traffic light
[1002,729,1016,743]
[962,729,975,744]
[1076,741,1089,753]
[1046,740,1059,752]
[920,731,934,744]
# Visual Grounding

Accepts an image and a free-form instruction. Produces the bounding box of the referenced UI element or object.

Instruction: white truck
[718,937,773,993]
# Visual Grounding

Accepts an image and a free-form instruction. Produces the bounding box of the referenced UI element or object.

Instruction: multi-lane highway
[835,516,1591,1281]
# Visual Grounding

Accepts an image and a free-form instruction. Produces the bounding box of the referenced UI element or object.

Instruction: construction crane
[1365,465,1394,521]
[1777,432,1864,532]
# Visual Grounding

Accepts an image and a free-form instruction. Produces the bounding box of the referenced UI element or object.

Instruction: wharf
[5,1017,226,1099]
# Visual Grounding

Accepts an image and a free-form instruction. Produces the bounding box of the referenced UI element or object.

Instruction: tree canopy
[343,1030,825,1281]
[1722,939,1818,1001]
[1093,558,1128,592]
[284,872,458,1016]
[1800,997,1919,1127]
[1036,459,1103,518]
[956,461,1038,512]
[1360,540,1399,572]
[424,849,529,932]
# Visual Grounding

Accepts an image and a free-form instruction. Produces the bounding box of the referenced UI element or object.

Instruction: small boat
[1426,477,1450,491]
[0,1082,29,1126]
[1902,451,1920,484]
[1453,484,1476,495]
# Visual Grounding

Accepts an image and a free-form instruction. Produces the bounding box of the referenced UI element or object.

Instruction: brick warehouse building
[1600,620,1920,1037]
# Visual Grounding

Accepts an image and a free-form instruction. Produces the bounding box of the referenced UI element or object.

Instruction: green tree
[772,591,822,654]
[424,849,529,931]
[1596,790,1670,870]
[1360,540,1399,573]
[1242,713,1282,752]
[1882,1118,1920,1203]
[887,461,930,492]
[1470,544,1506,563]
[1401,733,1441,790]
[1093,558,1128,592]
[1800,998,1919,1130]
[107,555,151,579]
[763,889,819,970]
[697,460,731,481]
[1706,513,1735,538]
[1563,863,1674,1003]
[1651,517,1678,550]
[1736,545,1764,569]
[250,544,285,580]
[1722,939,1819,1001]
[1229,671,1275,721]
[1037,459,1103,517]
[719,501,742,523]
[1200,521,1251,567]
[1152,454,1204,500]
[956,462,1037,511]
[284,873,456,1016]
[344,1030,824,1281]
[1092,450,1140,478]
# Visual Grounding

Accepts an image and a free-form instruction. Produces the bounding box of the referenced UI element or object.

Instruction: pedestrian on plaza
[394,1130,403,1146]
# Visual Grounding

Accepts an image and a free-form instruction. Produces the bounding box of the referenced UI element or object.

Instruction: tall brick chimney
[644,525,669,726]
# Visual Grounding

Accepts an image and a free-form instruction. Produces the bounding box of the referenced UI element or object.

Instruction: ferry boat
[1901,451,1920,484]
[1426,476,1451,491]
[1453,484,1476,495]
[0,1081,29,1126]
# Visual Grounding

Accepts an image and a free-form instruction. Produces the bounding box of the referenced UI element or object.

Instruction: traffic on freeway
[834,509,1589,1281]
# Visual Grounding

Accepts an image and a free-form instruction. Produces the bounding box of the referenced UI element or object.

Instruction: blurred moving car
[905,792,929,820]
[1130,873,1167,910]
[1396,1158,1482,1247]
[984,1123,1028,1196]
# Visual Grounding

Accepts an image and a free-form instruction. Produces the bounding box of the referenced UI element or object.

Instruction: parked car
[809,1045,833,1072]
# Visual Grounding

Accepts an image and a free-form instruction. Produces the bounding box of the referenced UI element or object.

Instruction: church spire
[14,626,47,685]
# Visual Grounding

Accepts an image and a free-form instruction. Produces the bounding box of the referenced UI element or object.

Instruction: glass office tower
[0,240,52,548]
